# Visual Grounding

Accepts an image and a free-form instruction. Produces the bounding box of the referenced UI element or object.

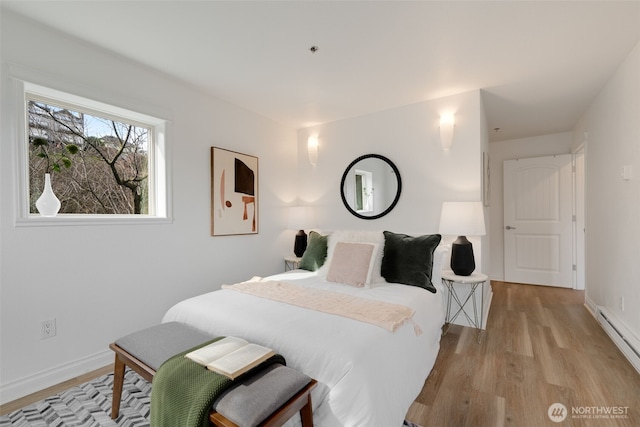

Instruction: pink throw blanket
[222,278,421,335]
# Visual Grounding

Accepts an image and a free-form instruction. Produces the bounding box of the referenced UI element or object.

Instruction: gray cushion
[213,364,310,427]
[115,322,215,371]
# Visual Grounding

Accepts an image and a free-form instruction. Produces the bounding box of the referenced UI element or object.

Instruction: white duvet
[162,250,446,427]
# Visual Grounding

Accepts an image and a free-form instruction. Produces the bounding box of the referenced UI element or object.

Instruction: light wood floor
[406,281,640,427]
[3,281,640,426]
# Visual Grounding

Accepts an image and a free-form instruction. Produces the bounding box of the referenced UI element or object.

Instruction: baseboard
[595,306,640,375]
[584,295,598,318]
[482,288,493,330]
[0,349,113,405]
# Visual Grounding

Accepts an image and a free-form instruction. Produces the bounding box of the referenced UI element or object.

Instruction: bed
[162,230,447,427]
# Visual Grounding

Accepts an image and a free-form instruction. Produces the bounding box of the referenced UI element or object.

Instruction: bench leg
[299,394,313,427]
[111,354,126,419]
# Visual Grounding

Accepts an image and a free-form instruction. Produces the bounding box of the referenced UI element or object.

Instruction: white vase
[36,173,61,217]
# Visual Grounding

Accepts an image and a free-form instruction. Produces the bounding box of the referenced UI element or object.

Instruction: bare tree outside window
[28,100,150,214]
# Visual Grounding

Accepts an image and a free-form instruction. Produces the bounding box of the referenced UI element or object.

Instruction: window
[17,81,171,224]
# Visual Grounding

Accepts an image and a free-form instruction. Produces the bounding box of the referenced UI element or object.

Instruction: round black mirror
[340,154,402,220]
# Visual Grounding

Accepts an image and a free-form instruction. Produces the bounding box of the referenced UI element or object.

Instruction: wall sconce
[308,135,319,166]
[439,114,455,150]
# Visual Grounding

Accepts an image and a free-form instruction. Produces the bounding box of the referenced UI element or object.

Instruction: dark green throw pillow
[381,231,442,293]
[298,231,328,271]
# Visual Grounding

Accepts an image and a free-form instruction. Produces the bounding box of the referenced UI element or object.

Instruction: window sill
[15,215,174,227]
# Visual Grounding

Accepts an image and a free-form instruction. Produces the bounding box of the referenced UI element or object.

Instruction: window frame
[13,79,173,226]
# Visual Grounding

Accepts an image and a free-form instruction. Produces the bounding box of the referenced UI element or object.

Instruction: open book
[184,336,275,380]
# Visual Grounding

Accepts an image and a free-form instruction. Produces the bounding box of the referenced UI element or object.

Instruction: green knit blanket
[150,337,285,427]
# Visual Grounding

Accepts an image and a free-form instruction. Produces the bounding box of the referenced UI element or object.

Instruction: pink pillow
[326,242,377,287]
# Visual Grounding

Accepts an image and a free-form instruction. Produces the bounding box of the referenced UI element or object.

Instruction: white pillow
[326,242,377,287]
[318,230,386,284]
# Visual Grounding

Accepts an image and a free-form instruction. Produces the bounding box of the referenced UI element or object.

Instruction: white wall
[573,41,640,340]
[297,90,491,327]
[297,90,484,234]
[488,132,573,281]
[0,10,297,402]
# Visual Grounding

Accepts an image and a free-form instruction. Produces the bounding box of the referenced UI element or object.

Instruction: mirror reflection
[340,154,402,220]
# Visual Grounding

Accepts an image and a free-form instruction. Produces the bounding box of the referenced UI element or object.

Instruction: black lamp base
[294,230,308,257]
[450,235,475,276]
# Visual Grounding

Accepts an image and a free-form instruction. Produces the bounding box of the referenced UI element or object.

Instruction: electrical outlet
[41,319,56,339]
[621,165,632,181]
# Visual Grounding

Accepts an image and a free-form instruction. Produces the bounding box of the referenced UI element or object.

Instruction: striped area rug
[0,370,423,426]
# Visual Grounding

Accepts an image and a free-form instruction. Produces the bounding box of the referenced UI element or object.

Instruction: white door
[503,155,573,287]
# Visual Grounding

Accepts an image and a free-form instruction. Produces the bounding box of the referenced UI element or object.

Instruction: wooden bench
[110,322,316,427]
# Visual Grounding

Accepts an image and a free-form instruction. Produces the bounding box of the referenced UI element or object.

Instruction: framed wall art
[211,147,258,236]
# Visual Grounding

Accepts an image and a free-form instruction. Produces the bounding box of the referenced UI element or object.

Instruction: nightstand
[284,255,302,271]
[441,270,488,342]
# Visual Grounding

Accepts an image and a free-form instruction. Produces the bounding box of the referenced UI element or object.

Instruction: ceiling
[3,1,639,142]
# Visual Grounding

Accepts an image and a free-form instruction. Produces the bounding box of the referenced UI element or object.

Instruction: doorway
[503,154,573,287]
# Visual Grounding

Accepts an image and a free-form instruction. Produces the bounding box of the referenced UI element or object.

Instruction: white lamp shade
[439,201,486,236]
[287,206,314,230]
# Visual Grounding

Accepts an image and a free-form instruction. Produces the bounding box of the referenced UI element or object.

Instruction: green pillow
[381,231,441,293]
[298,231,328,271]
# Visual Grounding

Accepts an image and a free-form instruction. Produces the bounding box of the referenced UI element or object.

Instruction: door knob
[505,226,516,230]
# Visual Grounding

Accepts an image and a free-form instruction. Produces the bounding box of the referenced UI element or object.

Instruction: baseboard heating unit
[597,307,640,374]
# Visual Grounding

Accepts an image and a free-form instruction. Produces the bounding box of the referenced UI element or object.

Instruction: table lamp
[287,206,313,257]
[439,201,486,276]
